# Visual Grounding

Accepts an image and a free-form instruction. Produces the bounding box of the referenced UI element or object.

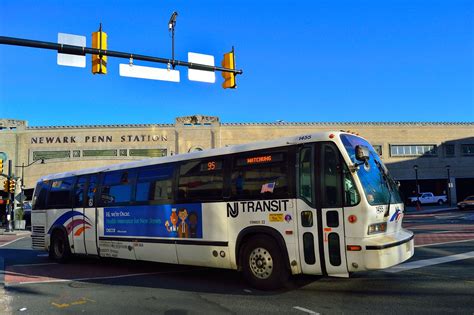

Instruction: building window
[83,149,117,157]
[373,145,383,157]
[445,145,455,157]
[129,149,167,157]
[461,144,474,156]
[33,151,70,161]
[390,145,437,157]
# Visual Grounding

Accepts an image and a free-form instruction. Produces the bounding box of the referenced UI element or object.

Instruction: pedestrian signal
[92,24,107,74]
[221,47,236,89]
[9,179,15,193]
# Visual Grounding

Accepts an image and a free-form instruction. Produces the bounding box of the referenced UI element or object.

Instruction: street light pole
[446,165,451,206]
[413,164,419,194]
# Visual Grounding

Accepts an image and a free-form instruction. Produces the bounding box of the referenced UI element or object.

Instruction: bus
[31,131,414,289]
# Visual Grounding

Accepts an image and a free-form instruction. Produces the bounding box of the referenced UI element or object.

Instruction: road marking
[10,263,58,268]
[0,236,27,248]
[51,302,69,309]
[8,267,209,286]
[51,297,95,309]
[384,251,474,273]
[293,306,320,314]
[416,238,474,248]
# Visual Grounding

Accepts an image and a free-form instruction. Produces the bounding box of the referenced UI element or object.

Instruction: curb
[0,230,31,236]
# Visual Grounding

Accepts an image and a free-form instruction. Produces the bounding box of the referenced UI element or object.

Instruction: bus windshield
[340,134,402,206]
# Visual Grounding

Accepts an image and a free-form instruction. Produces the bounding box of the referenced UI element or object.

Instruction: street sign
[15,192,26,203]
[57,33,86,68]
[119,64,180,82]
[187,52,216,83]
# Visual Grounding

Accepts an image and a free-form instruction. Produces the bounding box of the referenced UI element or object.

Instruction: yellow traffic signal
[221,48,236,89]
[9,179,15,193]
[92,24,107,74]
[0,159,3,174]
[3,180,8,192]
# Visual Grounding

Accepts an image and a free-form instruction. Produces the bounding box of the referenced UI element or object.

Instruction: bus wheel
[49,230,71,263]
[241,235,289,290]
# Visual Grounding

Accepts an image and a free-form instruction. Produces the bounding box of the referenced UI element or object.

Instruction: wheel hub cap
[249,247,273,279]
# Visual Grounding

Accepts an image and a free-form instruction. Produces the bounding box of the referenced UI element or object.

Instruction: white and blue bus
[31,131,414,289]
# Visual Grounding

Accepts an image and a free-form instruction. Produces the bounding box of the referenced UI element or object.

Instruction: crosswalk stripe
[384,251,474,273]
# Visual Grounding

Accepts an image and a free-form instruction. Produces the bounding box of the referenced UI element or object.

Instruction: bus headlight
[368,222,387,235]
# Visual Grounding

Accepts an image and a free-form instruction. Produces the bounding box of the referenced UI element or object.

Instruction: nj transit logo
[390,208,403,222]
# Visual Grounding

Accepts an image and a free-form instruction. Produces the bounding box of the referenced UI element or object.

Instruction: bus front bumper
[347,229,415,271]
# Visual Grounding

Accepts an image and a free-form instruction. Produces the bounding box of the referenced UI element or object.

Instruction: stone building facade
[1,115,473,205]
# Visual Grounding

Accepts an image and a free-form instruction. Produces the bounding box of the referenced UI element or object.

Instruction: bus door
[72,176,87,254]
[72,175,98,256]
[318,143,348,277]
[296,145,323,275]
[84,175,99,255]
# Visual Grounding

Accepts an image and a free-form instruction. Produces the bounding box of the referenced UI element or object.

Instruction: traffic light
[92,24,107,74]
[9,179,15,193]
[221,47,236,89]
[3,180,8,192]
[0,159,3,174]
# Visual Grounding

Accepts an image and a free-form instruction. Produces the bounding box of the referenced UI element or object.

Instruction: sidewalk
[404,205,458,215]
[0,227,31,236]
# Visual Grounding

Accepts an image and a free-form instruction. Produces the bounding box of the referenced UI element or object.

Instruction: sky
[0,0,473,126]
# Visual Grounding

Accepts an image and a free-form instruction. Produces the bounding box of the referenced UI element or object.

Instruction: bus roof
[37,131,359,182]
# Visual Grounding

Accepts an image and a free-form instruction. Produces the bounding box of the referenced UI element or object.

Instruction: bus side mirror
[355,145,370,163]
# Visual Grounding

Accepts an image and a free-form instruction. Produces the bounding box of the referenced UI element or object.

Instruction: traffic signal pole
[0,36,243,75]
[6,159,12,232]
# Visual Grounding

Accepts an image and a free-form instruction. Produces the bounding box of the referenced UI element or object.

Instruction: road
[1,209,474,314]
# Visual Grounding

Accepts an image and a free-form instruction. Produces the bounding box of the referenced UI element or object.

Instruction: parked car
[457,196,474,210]
[408,192,447,205]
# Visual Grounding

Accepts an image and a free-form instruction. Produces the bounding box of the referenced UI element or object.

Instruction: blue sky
[0,0,473,126]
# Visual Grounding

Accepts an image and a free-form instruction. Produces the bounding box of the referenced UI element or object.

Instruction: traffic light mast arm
[0,36,243,75]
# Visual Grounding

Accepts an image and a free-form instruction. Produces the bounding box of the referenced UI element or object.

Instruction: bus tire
[49,229,71,263]
[241,235,289,290]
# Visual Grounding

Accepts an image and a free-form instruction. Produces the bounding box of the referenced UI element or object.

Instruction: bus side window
[73,176,87,208]
[47,177,75,209]
[299,146,313,205]
[136,165,174,203]
[177,159,224,202]
[88,175,98,207]
[321,144,342,207]
[100,171,136,206]
[32,180,51,210]
[231,151,290,200]
[343,163,360,206]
